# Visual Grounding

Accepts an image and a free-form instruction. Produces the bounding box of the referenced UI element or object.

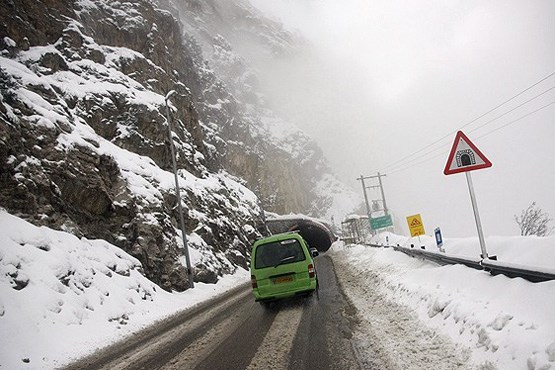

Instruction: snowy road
[64,252,482,370]
[64,255,368,370]
[4,211,553,369]
[331,247,474,370]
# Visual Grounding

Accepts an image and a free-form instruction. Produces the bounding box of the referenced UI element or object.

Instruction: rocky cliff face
[167,0,360,218]
[0,0,359,291]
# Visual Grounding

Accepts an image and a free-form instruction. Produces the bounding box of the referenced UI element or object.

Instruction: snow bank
[369,231,555,272]
[331,235,555,370]
[0,211,248,369]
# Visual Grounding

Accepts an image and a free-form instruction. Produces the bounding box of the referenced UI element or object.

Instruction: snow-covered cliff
[0,0,360,290]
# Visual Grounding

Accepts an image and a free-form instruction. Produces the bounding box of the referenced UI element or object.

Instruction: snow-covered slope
[0,210,249,369]
[3,210,554,369]
[0,0,271,290]
[331,234,555,369]
[167,0,362,220]
[0,0,361,291]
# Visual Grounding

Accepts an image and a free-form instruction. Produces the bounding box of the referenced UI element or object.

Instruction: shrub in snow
[514,202,553,237]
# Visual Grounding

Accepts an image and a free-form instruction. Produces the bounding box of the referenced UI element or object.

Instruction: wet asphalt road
[64,254,365,370]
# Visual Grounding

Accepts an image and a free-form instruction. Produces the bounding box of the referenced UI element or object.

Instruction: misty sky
[248,0,555,239]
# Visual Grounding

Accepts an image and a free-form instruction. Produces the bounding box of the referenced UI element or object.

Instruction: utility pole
[377,172,388,215]
[357,173,389,216]
[357,175,372,218]
[357,172,392,234]
[165,91,194,289]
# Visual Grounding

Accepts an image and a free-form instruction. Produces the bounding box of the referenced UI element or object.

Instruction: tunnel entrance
[461,154,471,166]
[287,222,334,252]
[457,149,476,167]
[265,215,336,252]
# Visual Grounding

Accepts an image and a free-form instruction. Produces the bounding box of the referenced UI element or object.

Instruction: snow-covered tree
[514,202,553,236]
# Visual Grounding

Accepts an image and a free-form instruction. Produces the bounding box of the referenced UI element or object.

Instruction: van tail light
[251,275,258,289]
[308,264,315,278]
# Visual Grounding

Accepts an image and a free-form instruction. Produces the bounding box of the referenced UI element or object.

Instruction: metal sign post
[444,131,493,260]
[465,172,488,259]
[165,91,194,289]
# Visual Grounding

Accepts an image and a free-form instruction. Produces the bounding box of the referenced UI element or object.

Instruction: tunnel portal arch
[265,215,336,252]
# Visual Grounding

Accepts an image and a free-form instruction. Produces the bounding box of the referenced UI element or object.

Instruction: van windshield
[255,239,306,269]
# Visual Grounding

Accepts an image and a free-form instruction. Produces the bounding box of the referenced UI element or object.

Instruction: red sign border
[444,131,492,175]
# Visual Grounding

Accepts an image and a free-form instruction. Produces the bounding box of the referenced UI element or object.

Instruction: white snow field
[0,210,249,369]
[330,233,555,370]
[1,210,554,369]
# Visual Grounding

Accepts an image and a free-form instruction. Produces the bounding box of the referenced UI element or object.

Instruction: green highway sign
[370,215,393,230]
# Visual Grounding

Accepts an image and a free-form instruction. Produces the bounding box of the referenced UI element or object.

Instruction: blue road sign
[434,227,443,248]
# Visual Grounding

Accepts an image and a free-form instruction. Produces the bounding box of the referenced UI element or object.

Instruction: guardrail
[364,243,555,283]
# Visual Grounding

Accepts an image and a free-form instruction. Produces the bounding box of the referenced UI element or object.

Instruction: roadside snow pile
[0,210,249,369]
[331,235,555,370]
[370,232,555,272]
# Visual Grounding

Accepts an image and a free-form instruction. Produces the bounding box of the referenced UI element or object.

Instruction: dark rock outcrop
[0,0,265,291]
[0,0,358,291]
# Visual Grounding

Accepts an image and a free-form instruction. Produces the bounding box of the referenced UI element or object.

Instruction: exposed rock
[195,264,219,284]
[0,0,358,291]
[39,51,69,72]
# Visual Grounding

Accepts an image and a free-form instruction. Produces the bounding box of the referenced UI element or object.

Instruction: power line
[468,85,555,134]
[476,100,555,139]
[388,150,447,175]
[386,85,555,173]
[388,100,555,175]
[378,71,555,173]
[386,140,450,173]
[459,72,555,130]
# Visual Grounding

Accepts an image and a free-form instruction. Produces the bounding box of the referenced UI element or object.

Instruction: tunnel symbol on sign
[455,149,475,167]
[444,131,492,175]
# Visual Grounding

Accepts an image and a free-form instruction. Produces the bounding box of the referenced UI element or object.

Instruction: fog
[248,0,555,238]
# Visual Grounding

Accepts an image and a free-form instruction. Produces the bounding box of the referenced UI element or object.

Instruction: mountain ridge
[0,0,360,290]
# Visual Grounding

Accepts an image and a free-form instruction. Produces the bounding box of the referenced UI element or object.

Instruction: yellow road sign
[406,214,425,237]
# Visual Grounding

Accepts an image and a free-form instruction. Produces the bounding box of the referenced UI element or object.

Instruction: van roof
[253,232,303,247]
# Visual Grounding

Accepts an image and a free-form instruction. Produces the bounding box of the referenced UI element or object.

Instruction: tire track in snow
[246,304,305,370]
[65,255,369,370]
[64,284,253,370]
[163,298,272,370]
[289,254,374,370]
[331,248,475,370]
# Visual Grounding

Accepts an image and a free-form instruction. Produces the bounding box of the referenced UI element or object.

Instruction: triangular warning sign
[410,219,421,227]
[444,131,492,175]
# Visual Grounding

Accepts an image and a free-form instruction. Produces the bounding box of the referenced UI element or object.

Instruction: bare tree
[514,202,553,236]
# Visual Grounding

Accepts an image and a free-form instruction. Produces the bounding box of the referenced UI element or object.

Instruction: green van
[250,232,318,305]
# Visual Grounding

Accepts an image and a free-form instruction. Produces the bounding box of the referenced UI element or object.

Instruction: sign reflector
[444,131,492,175]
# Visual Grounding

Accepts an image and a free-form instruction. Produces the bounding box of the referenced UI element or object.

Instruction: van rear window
[255,239,306,269]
